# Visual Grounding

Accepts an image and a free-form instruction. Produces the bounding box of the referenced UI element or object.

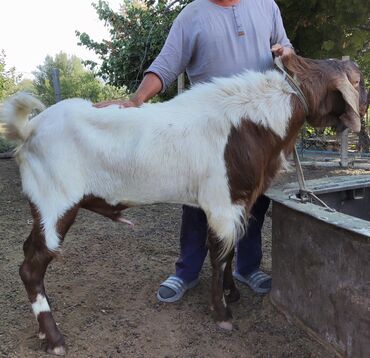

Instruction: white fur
[0,92,44,141]
[49,346,66,356]
[31,294,50,317]
[0,70,293,254]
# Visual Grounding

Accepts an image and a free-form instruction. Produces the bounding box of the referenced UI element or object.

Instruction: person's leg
[157,205,208,301]
[234,195,271,293]
[175,205,208,282]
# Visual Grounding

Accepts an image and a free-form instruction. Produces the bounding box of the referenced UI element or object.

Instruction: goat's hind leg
[19,202,78,355]
[223,248,240,304]
[208,229,234,331]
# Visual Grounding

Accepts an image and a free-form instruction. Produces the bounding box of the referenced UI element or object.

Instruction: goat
[0,54,367,355]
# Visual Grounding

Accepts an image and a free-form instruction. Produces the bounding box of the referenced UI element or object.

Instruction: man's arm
[95,14,192,109]
[94,72,162,108]
[270,1,294,59]
[270,1,293,52]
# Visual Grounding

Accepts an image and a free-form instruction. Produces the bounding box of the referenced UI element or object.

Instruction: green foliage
[33,52,125,106]
[16,79,36,94]
[0,50,21,100]
[304,124,336,138]
[276,0,369,57]
[356,49,370,87]
[0,135,15,153]
[77,0,187,99]
[1,51,38,101]
[276,0,370,84]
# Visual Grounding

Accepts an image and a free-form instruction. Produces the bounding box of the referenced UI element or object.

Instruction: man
[96,0,294,302]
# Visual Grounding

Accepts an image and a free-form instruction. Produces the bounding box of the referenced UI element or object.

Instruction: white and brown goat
[0,54,367,355]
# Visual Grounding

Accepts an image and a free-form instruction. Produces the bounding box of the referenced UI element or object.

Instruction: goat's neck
[284,56,328,120]
[281,96,307,156]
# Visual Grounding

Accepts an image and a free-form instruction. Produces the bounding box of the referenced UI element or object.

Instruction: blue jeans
[175,195,271,283]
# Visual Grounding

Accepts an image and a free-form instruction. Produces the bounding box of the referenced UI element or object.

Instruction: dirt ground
[0,158,368,358]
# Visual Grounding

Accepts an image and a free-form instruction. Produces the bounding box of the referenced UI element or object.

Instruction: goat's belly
[89,173,199,207]
[118,195,199,207]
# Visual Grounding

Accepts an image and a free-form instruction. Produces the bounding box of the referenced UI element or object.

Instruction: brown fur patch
[224,97,305,211]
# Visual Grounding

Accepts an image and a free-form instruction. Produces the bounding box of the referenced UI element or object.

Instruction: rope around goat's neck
[274,57,309,116]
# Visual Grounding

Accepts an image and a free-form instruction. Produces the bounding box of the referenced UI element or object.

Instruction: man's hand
[94,73,162,109]
[271,44,295,59]
[93,98,142,109]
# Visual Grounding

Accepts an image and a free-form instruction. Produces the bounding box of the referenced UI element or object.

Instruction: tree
[276,0,370,60]
[77,0,186,99]
[16,79,36,94]
[33,52,125,106]
[0,50,20,100]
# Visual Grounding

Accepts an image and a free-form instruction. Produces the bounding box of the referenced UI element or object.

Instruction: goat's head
[282,54,368,133]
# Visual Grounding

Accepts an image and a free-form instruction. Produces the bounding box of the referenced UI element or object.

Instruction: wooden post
[339,55,350,167]
[177,73,185,94]
[339,129,349,167]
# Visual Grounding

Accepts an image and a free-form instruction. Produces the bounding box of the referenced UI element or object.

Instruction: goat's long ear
[334,75,361,132]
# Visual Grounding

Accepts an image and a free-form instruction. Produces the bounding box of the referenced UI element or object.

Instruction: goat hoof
[47,345,66,356]
[217,321,233,331]
[38,331,46,340]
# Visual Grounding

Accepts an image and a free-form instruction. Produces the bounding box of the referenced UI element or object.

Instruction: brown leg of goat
[208,229,233,331]
[19,202,79,355]
[223,249,240,304]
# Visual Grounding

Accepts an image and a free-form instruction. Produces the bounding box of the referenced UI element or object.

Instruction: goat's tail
[0,92,45,143]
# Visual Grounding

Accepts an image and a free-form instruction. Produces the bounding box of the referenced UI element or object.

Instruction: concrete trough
[267,175,370,358]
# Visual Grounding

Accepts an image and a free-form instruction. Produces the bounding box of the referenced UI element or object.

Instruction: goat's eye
[353,81,360,88]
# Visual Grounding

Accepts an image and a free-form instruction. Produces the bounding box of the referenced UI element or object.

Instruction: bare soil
[0,158,368,358]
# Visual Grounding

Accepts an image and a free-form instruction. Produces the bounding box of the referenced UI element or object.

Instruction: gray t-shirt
[146,0,292,91]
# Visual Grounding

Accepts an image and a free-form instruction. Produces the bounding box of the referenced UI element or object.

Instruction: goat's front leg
[208,229,233,331]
